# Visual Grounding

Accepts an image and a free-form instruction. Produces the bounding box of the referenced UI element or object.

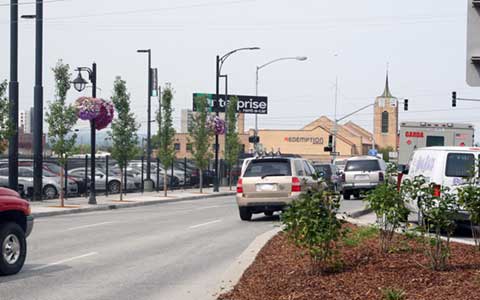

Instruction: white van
[404,146,480,221]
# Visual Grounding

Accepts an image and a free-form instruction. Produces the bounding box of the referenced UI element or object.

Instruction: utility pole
[33,0,44,201]
[9,0,19,192]
[214,55,220,192]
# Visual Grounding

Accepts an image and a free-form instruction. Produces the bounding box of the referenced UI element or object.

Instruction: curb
[213,226,282,298]
[31,191,236,218]
[347,207,372,218]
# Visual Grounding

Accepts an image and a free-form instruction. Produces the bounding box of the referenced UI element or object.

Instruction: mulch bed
[219,225,480,300]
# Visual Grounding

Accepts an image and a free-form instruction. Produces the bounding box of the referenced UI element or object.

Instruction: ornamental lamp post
[73,63,97,205]
[213,47,260,192]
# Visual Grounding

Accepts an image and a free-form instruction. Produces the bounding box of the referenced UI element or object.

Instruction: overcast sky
[0,0,478,139]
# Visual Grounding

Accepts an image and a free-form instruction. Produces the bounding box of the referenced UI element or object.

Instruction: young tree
[224,96,241,190]
[189,95,213,193]
[0,80,13,153]
[46,60,78,206]
[157,84,176,197]
[109,77,139,201]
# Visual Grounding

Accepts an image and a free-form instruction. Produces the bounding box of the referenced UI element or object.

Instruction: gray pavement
[0,195,280,300]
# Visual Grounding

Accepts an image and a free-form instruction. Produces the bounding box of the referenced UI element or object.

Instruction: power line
[0,0,70,7]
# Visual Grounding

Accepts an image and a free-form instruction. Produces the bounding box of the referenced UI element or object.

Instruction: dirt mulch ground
[219,225,480,300]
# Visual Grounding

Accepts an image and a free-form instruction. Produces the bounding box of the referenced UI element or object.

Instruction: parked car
[0,167,77,199]
[313,163,341,191]
[402,146,480,223]
[340,156,387,200]
[236,157,317,221]
[68,168,136,193]
[0,187,33,275]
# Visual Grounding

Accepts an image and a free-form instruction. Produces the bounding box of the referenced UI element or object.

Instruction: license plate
[256,184,277,192]
[355,175,369,180]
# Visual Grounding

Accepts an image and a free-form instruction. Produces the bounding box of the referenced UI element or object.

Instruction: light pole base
[88,194,97,205]
[144,179,154,192]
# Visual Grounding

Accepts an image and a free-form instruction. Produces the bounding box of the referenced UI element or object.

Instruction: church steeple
[380,72,394,98]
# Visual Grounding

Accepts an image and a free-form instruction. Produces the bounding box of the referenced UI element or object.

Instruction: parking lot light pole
[137,49,153,186]
[254,56,307,152]
[214,47,260,192]
[72,63,97,205]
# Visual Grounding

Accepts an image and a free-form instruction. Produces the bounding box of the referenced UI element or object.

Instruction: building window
[174,143,181,151]
[381,111,389,133]
[186,143,193,152]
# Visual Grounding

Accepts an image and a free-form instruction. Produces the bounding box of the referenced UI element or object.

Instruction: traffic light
[467,1,480,86]
[404,99,408,111]
[249,136,259,144]
[452,91,457,107]
[324,134,334,152]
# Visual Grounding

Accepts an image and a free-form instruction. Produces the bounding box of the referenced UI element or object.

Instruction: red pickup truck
[0,187,33,275]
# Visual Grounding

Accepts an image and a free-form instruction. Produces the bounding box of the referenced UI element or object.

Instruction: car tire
[343,191,351,200]
[264,211,274,217]
[108,180,121,194]
[239,207,252,221]
[0,222,27,276]
[43,185,58,199]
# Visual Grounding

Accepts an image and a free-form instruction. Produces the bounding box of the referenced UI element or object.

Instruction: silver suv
[340,156,386,200]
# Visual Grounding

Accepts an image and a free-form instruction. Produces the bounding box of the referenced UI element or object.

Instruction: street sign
[150,68,158,96]
[368,149,378,156]
[192,93,268,114]
[466,1,480,86]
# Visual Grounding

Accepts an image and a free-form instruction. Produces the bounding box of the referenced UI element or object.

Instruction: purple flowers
[75,97,114,130]
[207,115,225,135]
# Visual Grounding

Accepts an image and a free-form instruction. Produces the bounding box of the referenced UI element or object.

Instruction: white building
[19,107,33,134]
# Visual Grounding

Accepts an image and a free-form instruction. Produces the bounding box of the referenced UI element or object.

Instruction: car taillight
[237,178,243,193]
[292,177,301,192]
[341,173,345,182]
[433,184,441,197]
[379,172,384,182]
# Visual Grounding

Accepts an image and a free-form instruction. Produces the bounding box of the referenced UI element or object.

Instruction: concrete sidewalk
[29,187,236,218]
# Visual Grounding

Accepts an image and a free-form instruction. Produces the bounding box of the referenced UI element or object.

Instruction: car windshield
[243,159,292,177]
[345,160,380,172]
[446,153,475,177]
[314,165,332,177]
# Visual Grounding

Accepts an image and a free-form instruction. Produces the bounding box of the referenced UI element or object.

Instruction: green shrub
[282,181,344,273]
[365,163,409,253]
[402,176,459,271]
[381,287,406,300]
[457,170,480,251]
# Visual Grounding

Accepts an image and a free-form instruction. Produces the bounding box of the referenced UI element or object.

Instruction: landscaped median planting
[218,224,480,300]
[219,171,480,300]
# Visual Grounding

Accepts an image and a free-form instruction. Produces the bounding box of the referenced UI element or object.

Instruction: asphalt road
[0,196,282,300]
[0,196,365,300]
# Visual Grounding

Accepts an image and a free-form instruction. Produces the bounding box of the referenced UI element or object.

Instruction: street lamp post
[254,56,307,152]
[214,47,260,192]
[72,63,97,205]
[137,49,153,189]
[21,2,44,201]
[8,0,19,192]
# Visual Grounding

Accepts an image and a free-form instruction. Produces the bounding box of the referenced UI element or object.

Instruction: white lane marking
[32,252,98,271]
[189,219,222,229]
[194,205,221,210]
[66,222,115,231]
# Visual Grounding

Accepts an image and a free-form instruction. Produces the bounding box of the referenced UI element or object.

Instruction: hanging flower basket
[75,97,115,130]
[206,115,225,135]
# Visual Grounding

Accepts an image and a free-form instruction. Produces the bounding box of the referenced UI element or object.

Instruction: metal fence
[0,155,242,200]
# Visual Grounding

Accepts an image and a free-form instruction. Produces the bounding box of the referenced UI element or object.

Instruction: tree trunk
[164,169,168,197]
[60,167,65,207]
[120,166,124,201]
[229,166,233,191]
[199,169,203,194]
